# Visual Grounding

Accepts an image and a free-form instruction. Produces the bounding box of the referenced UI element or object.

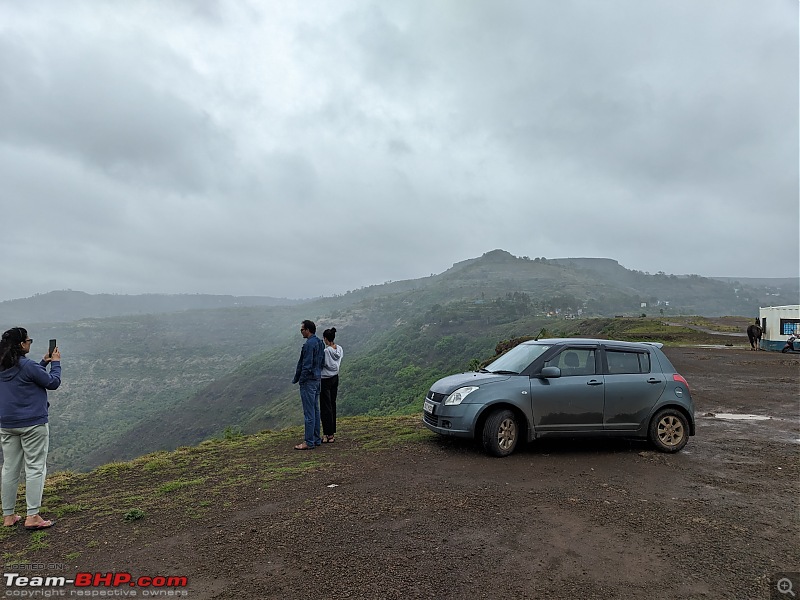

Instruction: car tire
[482,409,519,457]
[649,408,689,453]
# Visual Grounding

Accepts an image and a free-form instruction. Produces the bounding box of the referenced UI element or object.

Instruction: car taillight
[673,373,690,391]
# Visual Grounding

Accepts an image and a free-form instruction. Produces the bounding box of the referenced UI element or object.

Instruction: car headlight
[444,386,479,405]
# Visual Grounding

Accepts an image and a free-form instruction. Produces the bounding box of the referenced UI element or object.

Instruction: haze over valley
[2,250,797,472]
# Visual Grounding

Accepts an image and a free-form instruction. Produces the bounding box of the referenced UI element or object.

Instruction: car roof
[524,338,664,350]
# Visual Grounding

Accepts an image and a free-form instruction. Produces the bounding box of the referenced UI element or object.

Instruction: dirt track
[3,346,799,599]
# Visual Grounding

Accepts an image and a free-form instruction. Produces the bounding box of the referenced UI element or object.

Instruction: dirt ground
[3,346,799,599]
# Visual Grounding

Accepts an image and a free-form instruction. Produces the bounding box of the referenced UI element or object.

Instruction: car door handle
[587,380,603,386]
[647,378,662,384]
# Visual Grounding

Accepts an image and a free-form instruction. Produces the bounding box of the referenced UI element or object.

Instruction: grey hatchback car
[422,338,695,457]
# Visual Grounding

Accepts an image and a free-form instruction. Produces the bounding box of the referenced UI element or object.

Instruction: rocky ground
[2,346,798,600]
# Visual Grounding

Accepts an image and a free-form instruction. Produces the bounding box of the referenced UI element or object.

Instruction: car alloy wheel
[497,417,517,450]
[482,408,519,457]
[658,415,684,446]
[649,408,689,453]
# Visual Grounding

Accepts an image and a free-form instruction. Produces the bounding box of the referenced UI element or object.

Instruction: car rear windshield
[485,343,551,374]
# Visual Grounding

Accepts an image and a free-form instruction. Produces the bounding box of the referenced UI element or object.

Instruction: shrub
[123,509,145,522]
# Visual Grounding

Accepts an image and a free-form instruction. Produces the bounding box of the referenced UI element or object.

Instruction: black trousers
[320,375,339,436]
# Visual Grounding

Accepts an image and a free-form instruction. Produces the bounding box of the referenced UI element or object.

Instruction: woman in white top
[320,328,343,443]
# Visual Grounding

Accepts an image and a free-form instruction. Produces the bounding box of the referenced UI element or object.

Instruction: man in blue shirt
[292,320,325,450]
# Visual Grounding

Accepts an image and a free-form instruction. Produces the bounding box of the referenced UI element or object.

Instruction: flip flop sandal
[24,519,55,530]
[3,515,21,527]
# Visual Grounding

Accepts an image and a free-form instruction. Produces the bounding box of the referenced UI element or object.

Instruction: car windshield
[484,343,551,374]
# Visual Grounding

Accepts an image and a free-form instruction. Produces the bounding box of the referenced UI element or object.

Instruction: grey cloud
[387,139,412,156]
[0,0,795,301]
[0,30,235,194]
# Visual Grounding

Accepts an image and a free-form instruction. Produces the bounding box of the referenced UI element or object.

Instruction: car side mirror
[540,366,561,378]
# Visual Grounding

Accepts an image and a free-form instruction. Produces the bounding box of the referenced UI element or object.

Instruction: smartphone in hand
[48,339,57,358]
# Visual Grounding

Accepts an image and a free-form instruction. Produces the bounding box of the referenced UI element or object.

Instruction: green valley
[2,250,795,472]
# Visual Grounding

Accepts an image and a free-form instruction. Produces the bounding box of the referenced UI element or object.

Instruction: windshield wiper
[489,369,518,375]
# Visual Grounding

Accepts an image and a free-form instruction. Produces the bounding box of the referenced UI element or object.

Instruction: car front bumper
[421,401,481,438]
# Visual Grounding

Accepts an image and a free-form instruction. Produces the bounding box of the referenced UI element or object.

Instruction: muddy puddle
[704,412,772,421]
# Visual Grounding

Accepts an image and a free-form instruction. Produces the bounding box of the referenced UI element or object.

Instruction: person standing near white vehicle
[782,329,798,353]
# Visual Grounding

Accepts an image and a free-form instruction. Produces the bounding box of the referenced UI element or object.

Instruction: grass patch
[28,531,50,551]
[142,457,173,472]
[49,504,85,518]
[47,471,79,488]
[360,429,432,450]
[119,495,148,506]
[184,507,206,519]
[574,316,749,347]
[3,553,27,566]
[262,464,317,484]
[94,462,134,477]
[684,317,741,333]
[342,415,430,450]
[157,478,206,494]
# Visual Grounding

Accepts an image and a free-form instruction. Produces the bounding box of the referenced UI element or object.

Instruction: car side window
[545,348,596,376]
[606,350,651,374]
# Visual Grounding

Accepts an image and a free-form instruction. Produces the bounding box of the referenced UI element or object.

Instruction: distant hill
[711,276,800,300]
[0,290,305,325]
[423,250,797,314]
[3,252,796,326]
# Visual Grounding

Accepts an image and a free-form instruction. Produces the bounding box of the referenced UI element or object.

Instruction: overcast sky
[1,1,797,301]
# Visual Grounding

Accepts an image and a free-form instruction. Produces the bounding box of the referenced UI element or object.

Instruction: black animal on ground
[746,321,762,351]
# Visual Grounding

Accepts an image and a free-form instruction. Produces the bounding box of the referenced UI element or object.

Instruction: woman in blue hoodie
[0,327,61,530]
